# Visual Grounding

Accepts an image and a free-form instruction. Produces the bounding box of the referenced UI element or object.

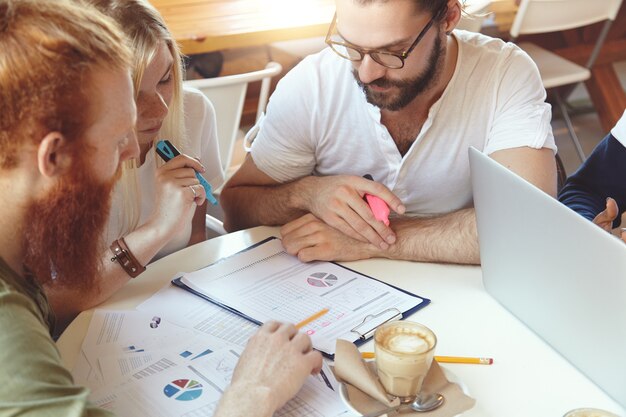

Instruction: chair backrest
[457,0,492,32]
[184,62,282,173]
[510,0,622,37]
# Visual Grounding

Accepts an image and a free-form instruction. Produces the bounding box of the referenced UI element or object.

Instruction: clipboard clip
[350,308,402,341]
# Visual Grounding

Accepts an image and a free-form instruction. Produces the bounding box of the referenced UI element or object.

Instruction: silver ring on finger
[189,184,197,199]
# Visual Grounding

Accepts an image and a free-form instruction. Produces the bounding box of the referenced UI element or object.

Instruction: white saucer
[338,366,470,416]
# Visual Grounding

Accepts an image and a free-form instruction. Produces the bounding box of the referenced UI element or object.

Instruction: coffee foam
[386,333,429,353]
[378,328,434,355]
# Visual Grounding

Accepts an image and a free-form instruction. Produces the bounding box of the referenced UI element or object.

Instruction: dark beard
[23,155,119,292]
[353,32,444,111]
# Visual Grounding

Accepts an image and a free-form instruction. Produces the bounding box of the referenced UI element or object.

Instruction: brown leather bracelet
[110,237,146,278]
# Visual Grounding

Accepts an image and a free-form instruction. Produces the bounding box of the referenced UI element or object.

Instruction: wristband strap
[110,237,146,278]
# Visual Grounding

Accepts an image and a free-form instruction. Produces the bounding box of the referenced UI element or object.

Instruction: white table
[57,226,625,417]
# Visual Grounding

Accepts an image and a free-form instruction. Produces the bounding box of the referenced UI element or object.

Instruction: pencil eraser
[365,194,390,226]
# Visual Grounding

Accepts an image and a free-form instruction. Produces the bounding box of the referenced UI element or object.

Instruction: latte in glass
[563,408,620,417]
[374,321,437,398]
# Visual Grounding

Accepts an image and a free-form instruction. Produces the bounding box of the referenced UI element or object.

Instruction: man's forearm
[221,177,314,232]
[383,208,480,264]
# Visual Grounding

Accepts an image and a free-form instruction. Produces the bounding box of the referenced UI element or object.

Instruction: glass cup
[374,320,437,401]
[563,408,620,417]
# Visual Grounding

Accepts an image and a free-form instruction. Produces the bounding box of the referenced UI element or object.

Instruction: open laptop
[469,147,626,408]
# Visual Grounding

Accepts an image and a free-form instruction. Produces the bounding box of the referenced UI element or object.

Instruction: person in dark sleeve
[558,110,626,242]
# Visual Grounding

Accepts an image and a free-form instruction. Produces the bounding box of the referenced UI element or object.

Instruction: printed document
[78,312,348,417]
[136,283,258,347]
[178,238,429,355]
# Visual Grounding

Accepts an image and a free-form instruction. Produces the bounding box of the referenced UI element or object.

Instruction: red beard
[23,155,120,292]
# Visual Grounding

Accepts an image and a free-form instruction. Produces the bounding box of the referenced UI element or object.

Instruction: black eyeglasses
[325,8,446,69]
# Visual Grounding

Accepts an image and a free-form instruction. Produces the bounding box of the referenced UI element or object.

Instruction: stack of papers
[72,238,431,416]
[73,285,349,417]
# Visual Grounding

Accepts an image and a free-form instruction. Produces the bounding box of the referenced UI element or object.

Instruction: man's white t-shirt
[611,109,626,147]
[251,30,556,215]
[106,87,225,260]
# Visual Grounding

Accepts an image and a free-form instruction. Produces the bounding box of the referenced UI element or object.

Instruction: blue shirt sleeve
[558,134,626,228]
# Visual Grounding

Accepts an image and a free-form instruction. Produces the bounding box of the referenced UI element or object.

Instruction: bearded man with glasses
[221,0,557,265]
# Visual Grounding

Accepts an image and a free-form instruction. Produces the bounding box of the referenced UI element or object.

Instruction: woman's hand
[146,154,207,239]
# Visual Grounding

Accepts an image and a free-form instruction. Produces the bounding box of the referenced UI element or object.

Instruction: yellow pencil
[361,352,493,365]
[435,356,493,365]
[295,308,330,329]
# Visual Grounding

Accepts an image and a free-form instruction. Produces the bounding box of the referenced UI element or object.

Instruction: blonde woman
[46,0,224,328]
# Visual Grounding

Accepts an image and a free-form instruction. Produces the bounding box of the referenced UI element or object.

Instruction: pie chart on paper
[163,379,203,401]
[307,272,338,288]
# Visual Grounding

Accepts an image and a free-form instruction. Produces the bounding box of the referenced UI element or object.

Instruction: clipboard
[172,237,430,358]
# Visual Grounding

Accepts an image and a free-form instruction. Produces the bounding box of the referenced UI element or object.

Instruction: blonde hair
[0,0,131,168]
[87,0,188,237]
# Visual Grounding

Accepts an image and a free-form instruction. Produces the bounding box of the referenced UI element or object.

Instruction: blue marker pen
[155,140,218,205]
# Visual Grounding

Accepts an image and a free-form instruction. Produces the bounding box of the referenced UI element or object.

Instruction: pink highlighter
[363,174,390,226]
